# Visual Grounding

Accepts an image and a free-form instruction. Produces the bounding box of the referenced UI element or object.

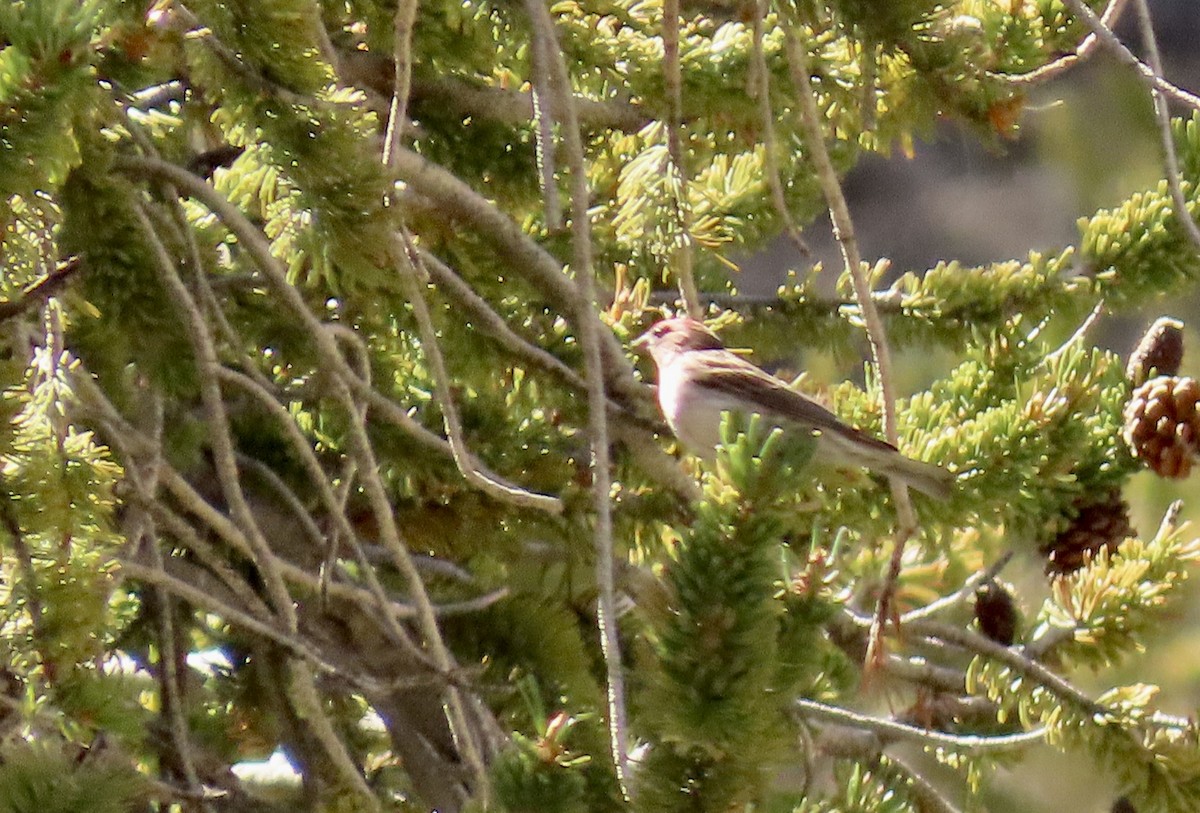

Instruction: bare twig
[750,0,809,257]
[380,0,568,521]
[523,0,631,794]
[783,26,917,664]
[794,698,1046,752]
[906,618,1106,716]
[1043,299,1106,366]
[663,0,701,318]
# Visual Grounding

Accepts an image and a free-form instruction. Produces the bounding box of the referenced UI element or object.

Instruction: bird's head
[633,317,724,363]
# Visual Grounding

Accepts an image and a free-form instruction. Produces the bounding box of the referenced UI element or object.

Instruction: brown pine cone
[1043,490,1134,575]
[1122,375,1200,478]
[1126,317,1184,387]
[974,581,1019,645]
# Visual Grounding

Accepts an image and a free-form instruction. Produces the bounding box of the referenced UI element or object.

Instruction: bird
[633,316,953,500]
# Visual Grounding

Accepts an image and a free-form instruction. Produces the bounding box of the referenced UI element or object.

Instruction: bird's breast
[657,366,726,457]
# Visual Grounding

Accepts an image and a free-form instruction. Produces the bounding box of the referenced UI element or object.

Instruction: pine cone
[1042,490,1134,575]
[974,581,1019,645]
[1127,316,1184,387]
[1123,375,1200,478]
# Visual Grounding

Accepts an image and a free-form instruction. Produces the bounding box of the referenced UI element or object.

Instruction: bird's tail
[881,454,955,501]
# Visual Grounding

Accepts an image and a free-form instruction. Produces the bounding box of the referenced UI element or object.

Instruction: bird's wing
[685,350,899,454]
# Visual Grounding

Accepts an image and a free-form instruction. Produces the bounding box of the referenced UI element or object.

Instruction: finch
[633,316,953,500]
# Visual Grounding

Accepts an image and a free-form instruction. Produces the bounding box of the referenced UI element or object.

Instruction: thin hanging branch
[523,0,631,795]
[382,0,420,164]
[377,0,567,519]
[1130,0,1200,252]
[379,19,493,799]
[750,0,810,256]
[663,0,701,317]
[782,26,919,663]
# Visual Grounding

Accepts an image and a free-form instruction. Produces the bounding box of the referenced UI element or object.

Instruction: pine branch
[338,53,651,132]
[999,0,1129,87]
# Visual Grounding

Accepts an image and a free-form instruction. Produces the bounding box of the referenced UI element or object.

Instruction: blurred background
[735,4,1200,810]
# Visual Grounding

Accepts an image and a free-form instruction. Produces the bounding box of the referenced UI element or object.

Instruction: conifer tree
[3,0,1200,811]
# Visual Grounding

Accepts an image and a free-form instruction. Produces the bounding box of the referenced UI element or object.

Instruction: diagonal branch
[0,256,83,323]
[999,0,1129,86]
[393,236,564,514]
[1056,0,1200,113]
